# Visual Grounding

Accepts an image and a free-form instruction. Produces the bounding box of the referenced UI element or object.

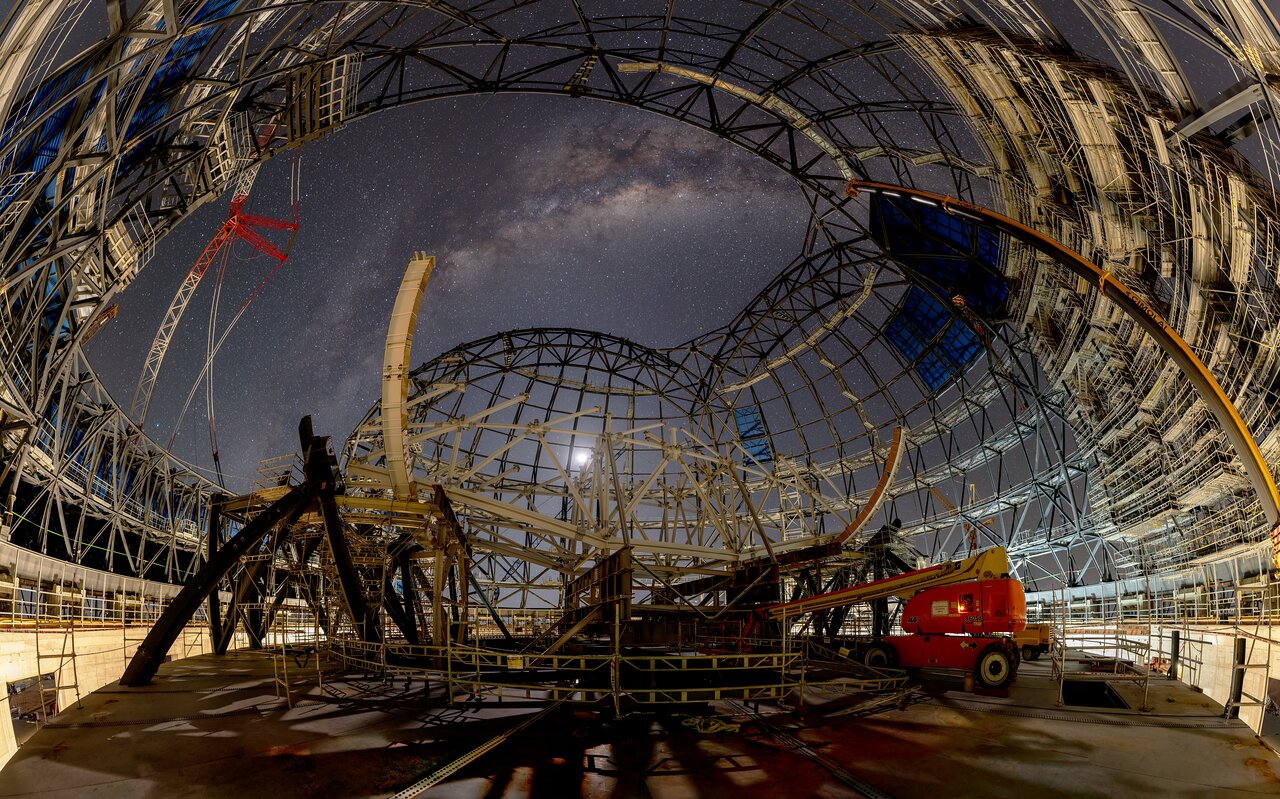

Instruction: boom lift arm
[757,546,1012,623]
[750,546,1024,689]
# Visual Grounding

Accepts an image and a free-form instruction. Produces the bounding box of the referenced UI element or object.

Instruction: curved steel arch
[686,231,1101,584]
[0,0,1278,593]
[848,180,1280,548]
[0,1,977,581]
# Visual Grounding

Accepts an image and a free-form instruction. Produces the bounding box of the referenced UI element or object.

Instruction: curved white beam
[382,252,435,500]
[617,60,855,180]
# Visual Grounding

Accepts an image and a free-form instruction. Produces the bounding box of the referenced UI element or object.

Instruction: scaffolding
[7,2,1280,749]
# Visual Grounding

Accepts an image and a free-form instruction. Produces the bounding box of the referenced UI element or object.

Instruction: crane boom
[759,546,1011,622]
[129,194,296,426]
[131,219,238,424]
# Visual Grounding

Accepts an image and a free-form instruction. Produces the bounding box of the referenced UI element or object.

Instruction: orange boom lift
[750,546,1026,688]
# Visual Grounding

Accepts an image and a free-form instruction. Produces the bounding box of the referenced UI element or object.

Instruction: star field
[87,95,809,486]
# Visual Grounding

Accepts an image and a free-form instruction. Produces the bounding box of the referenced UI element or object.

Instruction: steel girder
[0,1,1277,599]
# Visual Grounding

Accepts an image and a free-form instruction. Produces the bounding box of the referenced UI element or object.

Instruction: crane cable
[204,232,234,488]
[167,148,303,479]
[165,250,292,453]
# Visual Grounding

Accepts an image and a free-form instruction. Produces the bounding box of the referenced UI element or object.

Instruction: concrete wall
[0,623,217,768]
[0,540,280,769]
[1151,625,1278,732]
[1065,624,1280,732]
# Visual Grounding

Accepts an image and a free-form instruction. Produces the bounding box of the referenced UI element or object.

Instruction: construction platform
[0,651,1277,798]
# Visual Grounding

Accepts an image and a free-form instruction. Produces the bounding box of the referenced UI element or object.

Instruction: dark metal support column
[243,575,267,649]
[1169,630,1180,680]
[206,495,224,654]
[302,415,382,645]
[216,513,303,654]
[471,561,513,643]
[383,567,419,644]
[824,569,856,638]
[1228,636,1246,719]
[316,485,380,643]
[398,551,420,641]
[871,560,888,639]
[216,593,240,655]
[384,533,422,643]
[120,484,310,686]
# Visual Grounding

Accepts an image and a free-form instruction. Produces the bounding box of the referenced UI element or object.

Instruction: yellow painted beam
[765,546,1011,620]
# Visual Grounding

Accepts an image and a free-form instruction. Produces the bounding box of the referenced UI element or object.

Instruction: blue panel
[733,406,774,464]
[124,0,239,140]
[870,194,1008,317]
[885,288,983,391]
[0,0,238,227]
[873,193,1005,392]
[734,406,767,440]
[742,438,773,463]
[0,63,95,182]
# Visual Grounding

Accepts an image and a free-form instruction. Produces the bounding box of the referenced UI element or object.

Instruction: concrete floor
[0,651,1277,798]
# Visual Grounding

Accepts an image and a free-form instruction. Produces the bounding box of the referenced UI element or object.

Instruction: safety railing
[325,636,908,706]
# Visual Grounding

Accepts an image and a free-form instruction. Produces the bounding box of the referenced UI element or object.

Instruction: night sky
[87,95,808,487]
[78,2,1251,491]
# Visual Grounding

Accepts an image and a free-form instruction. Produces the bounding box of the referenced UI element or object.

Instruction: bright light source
[572,450,592,467]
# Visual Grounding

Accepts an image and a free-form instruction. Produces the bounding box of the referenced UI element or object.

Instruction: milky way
[87,95,810,487]
[78,1,1248,492]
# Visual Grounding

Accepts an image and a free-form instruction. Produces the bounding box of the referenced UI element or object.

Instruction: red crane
[131,122,299,485]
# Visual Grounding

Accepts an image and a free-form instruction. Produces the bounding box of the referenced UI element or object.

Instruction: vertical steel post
[445,599,454,706]
[612,601,621,715]
[398,551,419,642]
[1228,636,1246,719]
[206,494,224,653]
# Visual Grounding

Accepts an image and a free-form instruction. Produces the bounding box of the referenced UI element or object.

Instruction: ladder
[287,527,329,645]
[1051,584,1068,701]
[1225,579,1274,729]
[34,617,80,724]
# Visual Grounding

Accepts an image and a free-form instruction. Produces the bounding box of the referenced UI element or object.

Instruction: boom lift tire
[975,643,1015,688]
[862,641,898,669]
[1021,644,1041,661]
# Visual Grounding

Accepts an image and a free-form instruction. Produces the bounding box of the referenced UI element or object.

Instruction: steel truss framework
[0,1,1277,603]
